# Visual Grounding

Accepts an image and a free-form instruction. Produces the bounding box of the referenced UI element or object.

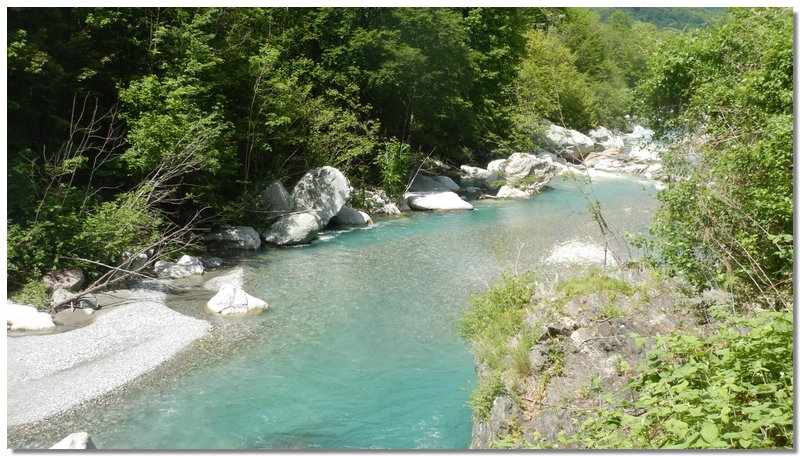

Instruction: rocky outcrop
[364,189,403,216]
[588,126,625,150]
[204,226,262,250]
[262,181,295,213]
[206,284,269,315]
[543,124,600,163]
[292,166,352,227]
[42,268,85,293]
[50,432,96,449]
[405,191,474,211]
[262,212,322,246]
[6,302,55,331]
[154,255,204,279]
[331,205,373,226]
[472,396,523,449]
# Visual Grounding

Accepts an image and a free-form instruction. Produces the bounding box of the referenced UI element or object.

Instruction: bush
[10,280,49,310]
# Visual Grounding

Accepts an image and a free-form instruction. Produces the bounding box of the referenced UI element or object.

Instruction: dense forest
[5,6,794,449]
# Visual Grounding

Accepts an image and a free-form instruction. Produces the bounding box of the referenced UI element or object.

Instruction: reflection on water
[62,176,659,449]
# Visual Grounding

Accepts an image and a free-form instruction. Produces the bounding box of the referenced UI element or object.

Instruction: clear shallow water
[76,176,659,449]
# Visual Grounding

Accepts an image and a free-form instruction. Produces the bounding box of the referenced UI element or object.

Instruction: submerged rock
[204,226,262,250]
[405,191,474,211]
[292,166,352,227]
[262,212,322,246]
[6,301,55,331]
[206,284,269,315]
[496,185,530,199]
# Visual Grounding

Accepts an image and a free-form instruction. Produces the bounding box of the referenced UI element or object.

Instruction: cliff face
[467,268,711,449]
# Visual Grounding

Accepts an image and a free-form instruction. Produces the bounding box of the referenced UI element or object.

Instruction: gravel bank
[7,281,211,427]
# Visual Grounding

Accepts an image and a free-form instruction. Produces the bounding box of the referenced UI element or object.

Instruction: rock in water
[50,432,96,449]
[496,185,530,199]
[494,153,557,183]
[460,165,498,186]
[543,124,600,163]
[292,166,352,227]
[262,212,322,246]
[405,191,474,211]
[206,284,269,315]
[331,205,373,226]
[204,226,262,250]
[6,301,55,331]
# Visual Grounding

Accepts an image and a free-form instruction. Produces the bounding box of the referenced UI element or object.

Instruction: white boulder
[292,166,352,227]
[589,126,625,150]
[496,186,530,199]
[6,302,55,331]
[405,191,474,211]
[262,212,322,246]
[154,255,204,279]
[460,165,498,185]
[50,432,95,449]
[331,205,373,226]
[206,284,269,315]
[543,124,599,162]
[493,152,558,184]
[203,226,262,250]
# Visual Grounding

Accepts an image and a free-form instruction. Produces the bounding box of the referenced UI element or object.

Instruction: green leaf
[700,421,719,444]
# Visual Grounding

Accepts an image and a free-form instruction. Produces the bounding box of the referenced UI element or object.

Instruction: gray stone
[493,152,558,184]
[6,301,55,331]
[589,126,625,150]
[543,124,600,162]
[331,205,373,226]
[292,166,352,227]
[203,268,245,292]
[262,181,294,212]
[460,165,498,185]
[154,255,204,279]
[50,432,96,449]
[434,175,461,192]
[206,284,269,315]
[471,396,522,449]
[496,185,529,199]
[364,189,402,216]
[405,191,474,211]
[204,226,262,250]
[409,173,451,192]
[51,289,99,310]
[262,212,322,246]
[42,268,85,293]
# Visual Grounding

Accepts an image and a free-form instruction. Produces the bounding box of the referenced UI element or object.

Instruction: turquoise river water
[57,176,659,449]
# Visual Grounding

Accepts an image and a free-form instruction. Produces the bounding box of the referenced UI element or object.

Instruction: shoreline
[7,280,212,431]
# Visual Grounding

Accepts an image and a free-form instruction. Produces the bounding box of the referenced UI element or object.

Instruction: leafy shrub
[469,372,507,421]
[10,280,49,310]
[558,268,635,302]
[568,308,793,449]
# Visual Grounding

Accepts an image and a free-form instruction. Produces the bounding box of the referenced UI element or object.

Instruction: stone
[6,301,55,330]
[405,191,474,211]
[434,175,461,192]
[262,181,294,212]
[50,432,96,449]
[292,166,352,227]
[120,251,149,273]
[331,205,373,226]
[589,126,625,150]
[492,152,558,184]
[496,185,530,199]
[471,396,522,449]
[51,289,99,310]
[460,165,498,184]
[543,124,600,162]
[42,268,85,293]
[364,189,402,216]
[409,173,451,192]
[154,255,204,279]
[262,212,322,246]
[487,159,506,174]
[206,284,269,315]
[203,226,262,250]
[204,268,245,292]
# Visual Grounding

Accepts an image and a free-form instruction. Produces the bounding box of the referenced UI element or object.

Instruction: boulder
[496,185,530,199]
[154,255,204,279]
[405,191,474,211]
[487,159,506,174]
[434,175,461,192]
[50,432,96,449]
[460,165,498,184]
[119,251,149,273]
[493,153,558,184]
[364,190,403,216]
[409,173,451,192]
[471,396,523,449]
[203,226,262,250]
[543,124,599,162]
[262,212,322,246]
[331,205,373,226]
[6,302,55,330]
[589,126,625,150]
[292,166,352,227]
[206,284,269,315]
[204,268,245,292]
[262,181,295,213]
[42,268,85,293]
[51,289,99,310]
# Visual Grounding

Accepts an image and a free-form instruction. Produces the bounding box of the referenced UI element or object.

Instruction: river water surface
[62,175,659,449]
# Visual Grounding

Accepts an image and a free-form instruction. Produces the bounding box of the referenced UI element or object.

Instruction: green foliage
[569,308,793,449]
[375,139,413,202]
[469,372,507,421]
[594,7,726,30]
[558,268,635,302]
[640,8,793,305]
[458,271,537,343]
[10,280,49,310]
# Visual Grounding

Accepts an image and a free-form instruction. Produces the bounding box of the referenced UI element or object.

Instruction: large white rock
[405,191,474,211]
[262,212,322,246]
[6,302,55,331]
[331,205,373,226]
[154,255,204,279]
[589,126,625,150]
[50,432,96,449]
[493,152,558,183]
[460,165,498,184]
[262,181,295,212]
[292,166,352,227]
[206,284,269,315]
[543,124,599,162]
[496,186,530,199]
[204,226,262,250]
[434,175,461,192]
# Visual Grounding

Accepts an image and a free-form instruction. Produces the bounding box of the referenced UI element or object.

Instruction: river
[31,175,660,449]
